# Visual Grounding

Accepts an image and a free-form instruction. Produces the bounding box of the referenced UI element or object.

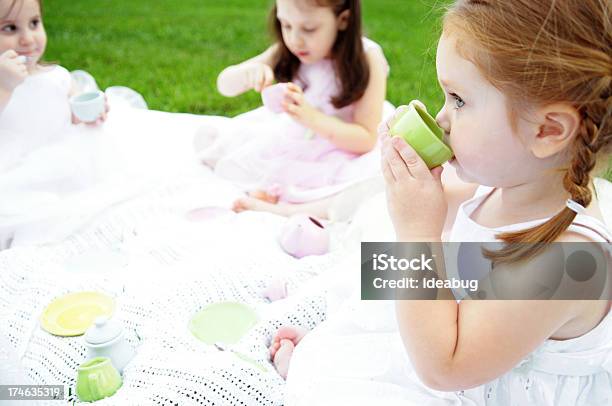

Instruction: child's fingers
[284,101,298,115]
[284,89,303,106]
[378,105,410,143]
[381,157,396,184]
[286,82,302,94]
[431,165,444,182]
[0,49,18,60]
[377,121,391,142]
[269,341,280,357]
[384,138,410,182]
[381,140,397,183]
[392,136,430,180]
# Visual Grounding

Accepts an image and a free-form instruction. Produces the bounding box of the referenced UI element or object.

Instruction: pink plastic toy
[262,278,288,302]
[261,83,289,113]
[279,214,330,258]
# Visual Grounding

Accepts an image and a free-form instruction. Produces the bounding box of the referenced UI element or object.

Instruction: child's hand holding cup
[383,101,453,169]
[70,90,109,125]
[0,50,28,93]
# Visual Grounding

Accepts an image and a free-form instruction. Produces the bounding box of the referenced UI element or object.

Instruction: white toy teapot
[84,316,135,374]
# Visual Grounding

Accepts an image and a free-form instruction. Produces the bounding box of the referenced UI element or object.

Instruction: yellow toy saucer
[40,292,115,337]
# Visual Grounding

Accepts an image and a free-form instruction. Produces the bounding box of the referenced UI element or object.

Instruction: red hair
[444,0,611,263]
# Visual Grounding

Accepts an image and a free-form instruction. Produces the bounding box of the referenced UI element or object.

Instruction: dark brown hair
[269,0,369,108]
[444,0,611,264]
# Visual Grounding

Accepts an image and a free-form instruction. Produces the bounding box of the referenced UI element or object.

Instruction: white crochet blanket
[0,164,358,405]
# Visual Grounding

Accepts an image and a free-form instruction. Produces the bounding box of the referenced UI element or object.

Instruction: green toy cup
[76,357,122,402]
[389,103,454,169]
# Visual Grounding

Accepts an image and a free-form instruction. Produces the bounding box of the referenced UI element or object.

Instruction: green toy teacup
[76,357,122,402]
[389,102,454,169]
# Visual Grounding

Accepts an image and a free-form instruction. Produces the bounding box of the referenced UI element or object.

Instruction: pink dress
[214,38,390,203]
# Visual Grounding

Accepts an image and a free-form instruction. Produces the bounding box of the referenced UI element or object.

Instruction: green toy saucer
[189,302,258,345]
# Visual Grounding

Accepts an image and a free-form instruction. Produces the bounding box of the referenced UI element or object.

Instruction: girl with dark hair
[207,0,389,216]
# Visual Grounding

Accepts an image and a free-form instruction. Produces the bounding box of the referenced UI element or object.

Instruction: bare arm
[217,44,278,97]
[0,50,28,115]
[379,113,606,392]
[308,48,388,154]
[395,232,607,391]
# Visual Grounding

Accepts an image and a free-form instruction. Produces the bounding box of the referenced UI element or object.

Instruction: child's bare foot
[232,196,293,215]
[269,325,308,379]
[249,190,280,204]
[232,189,296,216]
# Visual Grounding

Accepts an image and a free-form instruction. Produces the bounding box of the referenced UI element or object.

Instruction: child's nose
[435,108,450,133]
[290,31,304,47]
[19,30,35,46]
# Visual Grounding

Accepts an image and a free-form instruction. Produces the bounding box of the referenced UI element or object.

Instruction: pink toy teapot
[279,214,330,258]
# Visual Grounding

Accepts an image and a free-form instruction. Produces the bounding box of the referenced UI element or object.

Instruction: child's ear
[337,10,350,31]
[529,103,581,159]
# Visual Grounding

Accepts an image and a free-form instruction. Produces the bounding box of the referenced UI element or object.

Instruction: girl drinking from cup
[0,0,112,248]
[200,0,389,217]
[273,1,612,404]
[0,0,109,148]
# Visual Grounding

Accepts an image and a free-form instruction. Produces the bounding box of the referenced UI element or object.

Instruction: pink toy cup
[279,214,330,258]
[261,83,289,114]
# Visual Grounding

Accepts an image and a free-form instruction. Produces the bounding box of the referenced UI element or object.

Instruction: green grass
[43,0,448,116]
[44,0,611,181]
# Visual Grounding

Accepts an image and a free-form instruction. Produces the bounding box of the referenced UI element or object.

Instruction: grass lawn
[44,0,610,180]
[43,0,446,115]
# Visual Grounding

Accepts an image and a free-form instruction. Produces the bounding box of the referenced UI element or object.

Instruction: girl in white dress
[273,0,612,404]
[0,0,108,156]
[0,0,110,248]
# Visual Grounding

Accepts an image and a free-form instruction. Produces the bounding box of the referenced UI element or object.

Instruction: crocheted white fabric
[0,169,354,405]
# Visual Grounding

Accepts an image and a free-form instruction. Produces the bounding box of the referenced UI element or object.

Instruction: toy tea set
[39,292,267,402]
[36,100,450,401]
[39,291,134,402]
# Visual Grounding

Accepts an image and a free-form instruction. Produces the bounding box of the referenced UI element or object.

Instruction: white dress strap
[568,217,612,243]
[525,341,612,376]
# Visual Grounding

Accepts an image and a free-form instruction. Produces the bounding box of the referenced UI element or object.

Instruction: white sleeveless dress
[0,66,116,249]
[0,65,73,171]
[284,186,612,406]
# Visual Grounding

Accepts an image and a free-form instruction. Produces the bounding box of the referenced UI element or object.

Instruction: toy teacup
[76,357,122,402]
[389,102,454,169]
[70,90,105,123]
[279,214,330,258]
[261,83,288,113]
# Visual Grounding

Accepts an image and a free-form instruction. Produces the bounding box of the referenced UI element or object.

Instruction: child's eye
[303,27,317,33]
[30,19,40,29]
[450,93,465,109]
[1,24,16,33]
